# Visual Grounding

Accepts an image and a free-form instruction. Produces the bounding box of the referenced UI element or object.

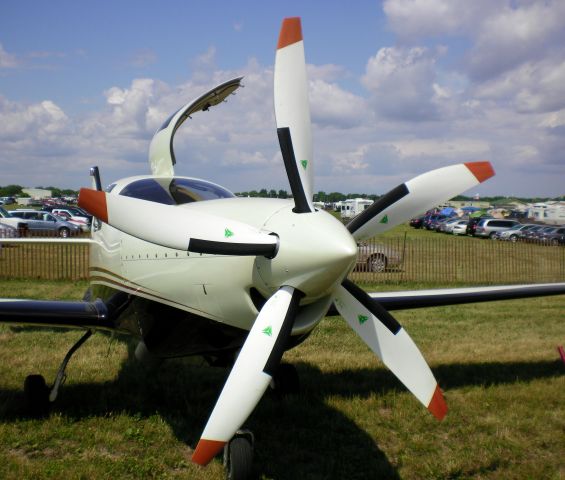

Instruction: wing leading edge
[327,283,565,315]
[0,295,125,330]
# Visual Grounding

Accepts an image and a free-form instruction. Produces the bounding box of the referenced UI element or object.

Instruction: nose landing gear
[23,329,93,416]
[224,430,254,480]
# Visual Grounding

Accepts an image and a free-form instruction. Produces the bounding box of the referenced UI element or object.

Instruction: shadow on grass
[0,340,399,480]
[1,348,563,479]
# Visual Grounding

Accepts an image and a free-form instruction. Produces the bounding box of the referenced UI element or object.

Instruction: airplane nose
[255,207,358,299]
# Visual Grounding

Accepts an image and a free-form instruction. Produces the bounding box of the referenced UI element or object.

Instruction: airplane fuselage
[88,175,357,358]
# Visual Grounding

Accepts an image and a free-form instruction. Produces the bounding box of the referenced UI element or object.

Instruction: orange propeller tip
[465,161,495,183]
[78,188,108,223]
[428,385,448,421]
[277,17,303,50]
[191,439,227,466]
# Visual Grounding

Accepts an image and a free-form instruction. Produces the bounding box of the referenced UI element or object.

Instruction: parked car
[542,227,565,246]
[0,206,28,233]
[450,220,470,235]
[9,210,81,237]
[0,196,16,205]
[523,226,558,243]
[409,216,425,229]
[0,222,19,238]
[474,218,520,239]
[438,217,465,233]
[530,226,560,244]
[466,216,492,236]
[493,224,537,242]
[50,207,92,232]
[432,218,450,232]
[423,214,449,230]
[356,242,403,273]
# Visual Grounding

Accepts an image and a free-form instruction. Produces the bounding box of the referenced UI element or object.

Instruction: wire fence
[351,234,565,285]
[0,233,563,284]
[0,241,89,281]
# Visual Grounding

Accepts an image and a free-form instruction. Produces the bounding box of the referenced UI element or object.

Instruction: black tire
[368,254,387,273]
[510,235,518,243]
[272,363,300,397]
[59,227,70,238]
[489,232,497,239]
[24,374,50,416]
[551,239,559,246]
[225,436,253,480]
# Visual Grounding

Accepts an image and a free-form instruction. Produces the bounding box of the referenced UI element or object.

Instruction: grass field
[0,279,564,479]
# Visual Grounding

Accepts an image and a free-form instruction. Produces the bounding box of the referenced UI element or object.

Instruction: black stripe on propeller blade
[347,183,409,235]
[342,279,401,335]
[263,288,304,376]
[277,127,313,214]
[188,238,278,258]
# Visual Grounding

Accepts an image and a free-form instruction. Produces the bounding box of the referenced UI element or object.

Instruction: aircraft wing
[0,291,129,331]
[0,237,115,330]
[0,299,111,329]
[327,282,565,315]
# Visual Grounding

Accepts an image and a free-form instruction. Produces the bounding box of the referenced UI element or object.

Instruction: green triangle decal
[358,315,369,325]
[380,215,389,224]
[225,228,234,238]
[262,326,272,337]
[301,160,308,170]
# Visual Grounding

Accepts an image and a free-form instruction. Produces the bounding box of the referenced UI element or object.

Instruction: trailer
[340,198,374,219]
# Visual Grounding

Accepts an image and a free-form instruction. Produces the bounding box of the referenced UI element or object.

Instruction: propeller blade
[78,188,279,257]
[334,280,447,420]
[192,286,302,465]
[348,161,495,240]
[274,17,314,213]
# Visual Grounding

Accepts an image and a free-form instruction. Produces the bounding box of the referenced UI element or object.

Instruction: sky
[1,0,564,198]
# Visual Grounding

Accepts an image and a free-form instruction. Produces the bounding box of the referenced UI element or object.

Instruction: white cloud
[307,64,347,82]
[474,57,565,114]
[386,138,490,159]
[309,79,370,128]
[383,0,498,40]
[0,97,68,139]
[362,46,440,121]
[467,1,565,80]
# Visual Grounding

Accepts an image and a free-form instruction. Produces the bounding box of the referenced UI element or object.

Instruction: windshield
[119,177,234,205]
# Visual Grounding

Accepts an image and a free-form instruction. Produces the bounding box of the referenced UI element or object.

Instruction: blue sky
[1,0,564,197]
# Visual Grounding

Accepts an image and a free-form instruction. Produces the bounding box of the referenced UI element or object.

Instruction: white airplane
[1,17,565,480]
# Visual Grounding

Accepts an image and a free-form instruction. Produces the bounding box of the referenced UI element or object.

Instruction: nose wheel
[23,374,50,416]
[223,430,254,480]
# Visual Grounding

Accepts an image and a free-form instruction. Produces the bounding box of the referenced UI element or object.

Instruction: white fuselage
[88,183,357,337]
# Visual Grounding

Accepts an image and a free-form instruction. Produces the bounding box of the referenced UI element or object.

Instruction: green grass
[0,280,564,479]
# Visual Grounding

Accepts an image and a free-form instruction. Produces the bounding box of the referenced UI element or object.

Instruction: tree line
[1,184,561,204]
[235,189,381,203]
[0,185,78,198]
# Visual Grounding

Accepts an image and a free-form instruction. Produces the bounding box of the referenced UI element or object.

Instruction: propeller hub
[255,207,357,300]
